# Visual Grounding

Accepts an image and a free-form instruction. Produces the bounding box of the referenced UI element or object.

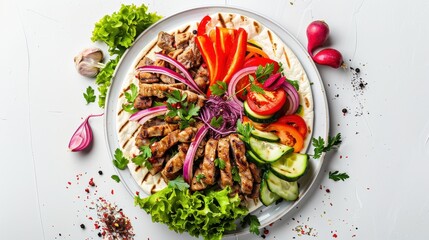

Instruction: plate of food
[104,6,328,239]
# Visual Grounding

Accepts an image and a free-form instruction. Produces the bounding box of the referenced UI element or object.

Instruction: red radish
[306,20,330,55]
[313,48,343,68]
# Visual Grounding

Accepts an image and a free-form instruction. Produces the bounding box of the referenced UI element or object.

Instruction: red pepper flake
[94,223,100,229]
[340,155,343,159]
[85,188,90,193]
[333,233,338,238]
[135,191,139,196]
[326,189,331,193]
[88,217,93,220]
[89,178,95,187]
[264,228,269,235]
[67,182,72,185]
[269,223,274,227]
[111,189,114,195]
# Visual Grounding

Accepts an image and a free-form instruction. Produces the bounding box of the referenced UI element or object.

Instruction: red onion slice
[227,66,258,107]
[183,125,209,183]
[281,81,300,115]
[137,66,204,95]
[129,106,168,121]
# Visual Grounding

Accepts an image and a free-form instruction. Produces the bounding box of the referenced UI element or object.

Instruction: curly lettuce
[91,4,162,56]
[91,3,161,107]
[135,186,248,240]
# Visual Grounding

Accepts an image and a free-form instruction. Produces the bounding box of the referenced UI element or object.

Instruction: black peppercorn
[98,170,103,175]
[80,224,85,229]
[192,30,197,34]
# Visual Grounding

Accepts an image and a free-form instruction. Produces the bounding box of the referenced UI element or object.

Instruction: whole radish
[306,20,330,55]
[313,48,343,69]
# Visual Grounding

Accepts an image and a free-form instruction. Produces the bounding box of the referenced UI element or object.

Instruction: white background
[1,0,429,239]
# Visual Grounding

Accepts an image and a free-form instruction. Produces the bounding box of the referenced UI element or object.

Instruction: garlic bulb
[74,48,105,78]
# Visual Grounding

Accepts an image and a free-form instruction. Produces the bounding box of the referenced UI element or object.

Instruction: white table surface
[1,0,429,239]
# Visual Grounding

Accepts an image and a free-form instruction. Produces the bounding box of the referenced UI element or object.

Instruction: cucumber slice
[260,177,280,206]
[270,153,308,182]
[249,137,293,162]
[243,101,277,123]
[266,171,299,201]
[251,128,280,142]
[245,151,266,166]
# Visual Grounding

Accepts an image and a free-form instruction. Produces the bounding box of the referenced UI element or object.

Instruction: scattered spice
[80,224,86,229]
[342,108,348,115]
[98,170,103,175]
[97,198,135,239]
[89,178,95,186]
[85,188,90,193]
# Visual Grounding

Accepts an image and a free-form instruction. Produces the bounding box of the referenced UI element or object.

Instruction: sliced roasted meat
[133,96,153,110]
[177,38,202,69]
[175,32,191,49]
[150,127,195,158]
[161,144,189,180]
[249,162,262,183]
[164,116,181,123]
[153,59,176,84]
[190,168,206,191]
[230,134,254,195]
[249,183,261,200]
[156,31,175,52]
[196,139,207,158]
[135,57,159,83]
[167,48,184,60]
[139,83,205,106]
[200,138,218,185]
[138,124,179,138]
[149,156,167,175]
[194,65,209,91]
[135,135,151,148]
[217,137,233,189]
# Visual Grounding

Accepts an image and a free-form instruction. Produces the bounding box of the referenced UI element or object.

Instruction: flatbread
[115,12,314,208]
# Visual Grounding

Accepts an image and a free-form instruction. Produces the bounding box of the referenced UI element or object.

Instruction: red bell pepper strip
[222,28,248,84]
[197,15,211,36]
[195,35,218,90]
[265,123,304,153]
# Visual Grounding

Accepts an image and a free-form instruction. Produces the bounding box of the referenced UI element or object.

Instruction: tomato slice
[275,115,308,137]
[247,87,286,115]
[235,57,280,101]
[265,123,304,152]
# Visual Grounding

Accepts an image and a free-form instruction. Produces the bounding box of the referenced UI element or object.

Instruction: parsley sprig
[214,158,226,170]
[312,133,342,159]
[168,176,190,191]
[329,171,350,181]
[236,120,254,143]
[232,166,241,183]
[122,83,139,113]
[196,173,206,183]
[241,214,261,235]
[166,90,200,129]
[113,148,129,170]
[83,86,96,104]
[209,81,227,96]
[132,145,153,170]
[210,116,223,128]
[233,63,275,97]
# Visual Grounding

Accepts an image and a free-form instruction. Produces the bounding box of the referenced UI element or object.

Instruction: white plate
[104,6,329,237]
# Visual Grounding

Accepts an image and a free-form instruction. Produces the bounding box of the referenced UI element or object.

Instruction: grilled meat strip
[149,156,167,175]
[217,137,233,189]
[150,127,195,158]
[156,31,175,52]
[139,83,206,106]
[134,96,153,110]
[194,65,209,91]
[138,124,179,139]
[177,38,202,69]
[191,138,218,190]
[175,32,191,49]
[229,134,254,195]
[135,57,159,83]
[161,144,189,180]
[249,163,262,183]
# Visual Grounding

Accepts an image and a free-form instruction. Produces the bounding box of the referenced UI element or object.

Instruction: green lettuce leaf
[135,186,248,240]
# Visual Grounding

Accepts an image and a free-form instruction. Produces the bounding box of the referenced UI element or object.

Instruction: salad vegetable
[135,183,248,240]
[68,113,103,152]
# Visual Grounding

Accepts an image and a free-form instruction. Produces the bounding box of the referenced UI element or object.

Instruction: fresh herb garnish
[209,81,228,96]
[278,61,284,74]
[329,171,350,181]
[287,79,300,91]
[232,166,241,183]
[152,101,166,107]
[236,120,254,143]
[168,176,190,191]
[241,214,261,235]
[166,90,200,129]
[132,145,152,170]
[214,158,226,170]
[255,63,274,83]
[210,116,224,128]
[83,86,96,104]
[124,83,138,103]
[111,175,121,183]
[113,148,129,170]
[196,173,206,183]
[249,75,265,94]
[122,103,138,114]
[312,133,342,159]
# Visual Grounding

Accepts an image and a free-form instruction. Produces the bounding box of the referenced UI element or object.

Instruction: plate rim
[103,5,330,237]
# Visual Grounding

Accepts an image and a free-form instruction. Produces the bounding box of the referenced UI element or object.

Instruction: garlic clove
[74,47,104,78]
